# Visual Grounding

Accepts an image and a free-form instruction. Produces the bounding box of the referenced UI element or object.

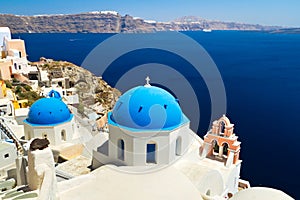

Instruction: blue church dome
[25,95,73,126]
[110,84,188,130]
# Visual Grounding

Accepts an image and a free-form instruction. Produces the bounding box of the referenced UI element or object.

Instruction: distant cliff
[0,12,281,33]
[268,28,300,34]
[172,16,282,31]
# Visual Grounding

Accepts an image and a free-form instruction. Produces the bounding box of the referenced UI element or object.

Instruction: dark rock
[30,138,50,151]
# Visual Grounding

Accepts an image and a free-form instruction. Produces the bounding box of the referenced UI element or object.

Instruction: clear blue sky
[0,0,299,27]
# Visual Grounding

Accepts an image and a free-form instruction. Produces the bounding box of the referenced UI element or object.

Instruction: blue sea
[13,31,300,198]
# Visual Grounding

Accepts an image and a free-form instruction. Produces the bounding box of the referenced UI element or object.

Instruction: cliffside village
[0,26,115,186]
[0,26,115,123]
[0,27,293,200]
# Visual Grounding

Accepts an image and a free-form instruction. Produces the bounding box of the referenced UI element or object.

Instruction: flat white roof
[29,66,38,72]
[0,27,11,46]
[0,98,10,105]
[0,27,11,33]
[0,141,15,151]
[15,108,29,117]
[58,165,201,200]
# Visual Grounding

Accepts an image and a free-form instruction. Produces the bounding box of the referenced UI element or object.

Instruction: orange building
[0,60,12,80]
[4,38,27,59]
[0,27,30,80]
[200,115,241,167]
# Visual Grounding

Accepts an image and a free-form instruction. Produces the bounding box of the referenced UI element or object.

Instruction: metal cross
[145,76,151,86]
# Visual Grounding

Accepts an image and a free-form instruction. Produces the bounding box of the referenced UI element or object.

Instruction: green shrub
[23,85,32,91]
[4,80,12,88]
[12,78,19,83]
[77,103,85,115]
[16,90,42,106]
[15,86,22,94]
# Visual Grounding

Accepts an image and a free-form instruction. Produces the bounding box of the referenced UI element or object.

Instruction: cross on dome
[144,76,151,87]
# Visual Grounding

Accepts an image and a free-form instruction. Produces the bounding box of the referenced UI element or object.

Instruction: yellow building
[12,99,28,109]
[0,80,28,109]
[0,80,7,98]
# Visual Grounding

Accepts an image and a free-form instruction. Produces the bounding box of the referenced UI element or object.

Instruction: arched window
[212,140,219,155]
[117,139,125,161]
[219,121,226,135]
[146,141,157,164]
[61,130,66,141]
[222,143,229,157]
[175,136,182,156]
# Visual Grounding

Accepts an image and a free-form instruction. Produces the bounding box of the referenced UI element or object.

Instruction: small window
[175,137,182,156]
[4,153,9,158]
[206,189,211,196]
[146,143,157,164]
[61,130,66,141]
[18,65,21,70]
[117,139,125,161]
[43,134,47,138]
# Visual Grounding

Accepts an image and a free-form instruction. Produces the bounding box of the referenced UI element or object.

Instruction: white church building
[89,79,248,199]
[23,91,75,146]
[92,80,193,168]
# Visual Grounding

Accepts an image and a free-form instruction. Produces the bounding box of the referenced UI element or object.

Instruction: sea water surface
[13,31,300,198]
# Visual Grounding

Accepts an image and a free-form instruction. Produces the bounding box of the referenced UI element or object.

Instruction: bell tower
[200,115,241,167]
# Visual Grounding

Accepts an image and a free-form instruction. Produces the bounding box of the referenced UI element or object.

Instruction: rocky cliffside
[0,12,164,33]
[32,58,121,112]
[0,12,281,33]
